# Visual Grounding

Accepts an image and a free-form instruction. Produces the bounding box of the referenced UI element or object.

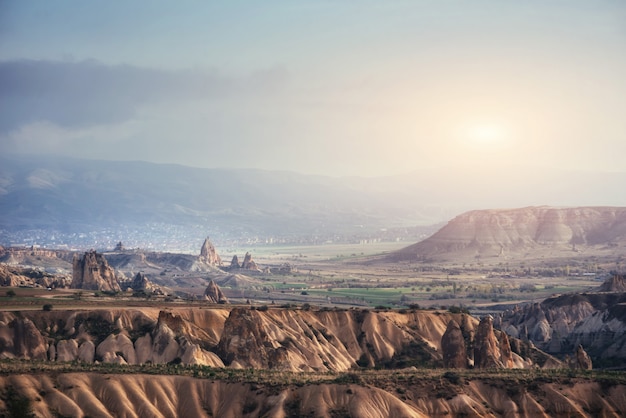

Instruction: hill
[390,206,626,262]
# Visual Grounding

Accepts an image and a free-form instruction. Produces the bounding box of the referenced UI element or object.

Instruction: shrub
[447,305,470,314]
[43,304,53,311]
[6,289,16,297]
[443,371,461,385]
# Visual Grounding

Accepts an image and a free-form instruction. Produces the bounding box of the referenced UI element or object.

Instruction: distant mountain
[0,155,444,247]
[2,155,626,249]
[390,206,626,262]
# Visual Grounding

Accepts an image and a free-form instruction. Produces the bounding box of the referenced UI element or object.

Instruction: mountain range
[2,154,626,248]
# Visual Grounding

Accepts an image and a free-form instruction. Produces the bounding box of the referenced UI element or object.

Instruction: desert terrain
[2,206,626,416]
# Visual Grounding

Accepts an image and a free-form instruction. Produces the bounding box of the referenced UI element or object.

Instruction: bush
[6,289,16,297]
[447,305,470,314]
[443,371,461,385]
[43,304,53,311]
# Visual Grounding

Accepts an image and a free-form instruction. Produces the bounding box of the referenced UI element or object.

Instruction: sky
[1,1,625,177]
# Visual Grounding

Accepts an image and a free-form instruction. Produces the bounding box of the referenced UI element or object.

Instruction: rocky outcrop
[71,251,120,292]
[0,246,74,265]
[500,292,626,366]
[199,237,221,266]
[499,331,514,368]
[441,320,467,368]
[392,206,626,261]
[0,318,47,360]
[128,272,163,295]
[228,252,261,272]
[203,280,228,304]
[0,264,28,287]
[0,264,70,288]
[474,316,504,369]
[241,252,260,271]
[599,274,626,292]
[217,308,288,369]
[229,255,240,269]
[572,345,593,370]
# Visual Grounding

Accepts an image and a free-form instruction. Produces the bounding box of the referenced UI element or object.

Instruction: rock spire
[71,251,121,292]
[204,280,228,304]
[199,237,221,266]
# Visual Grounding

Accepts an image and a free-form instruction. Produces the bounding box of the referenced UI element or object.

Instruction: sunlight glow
[467,125,505,144]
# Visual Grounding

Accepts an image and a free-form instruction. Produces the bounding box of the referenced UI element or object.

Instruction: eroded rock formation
[199,237,221,266]
[128,272,163,295]
[473,315,518,369]
[71,251,120,292]
[0,264,70,288]
[0,308,555,372]
[241,252,260,271]
[217,308,288,369]
[500,290,626,366]
[441,320,467,368]
[228,252,261,272]
[229,255,240,269]
[572,344,593,370]
[599,274,626,292]
[203,280,228,304]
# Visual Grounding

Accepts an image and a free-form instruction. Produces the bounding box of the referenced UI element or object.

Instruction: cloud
[0,59,288,133]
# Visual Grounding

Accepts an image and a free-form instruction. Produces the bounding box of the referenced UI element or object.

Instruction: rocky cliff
[392,206,626,261]
[499,278,626,367]
[0,307,555,372]
[71,251,121,292]
[0,246,74,265]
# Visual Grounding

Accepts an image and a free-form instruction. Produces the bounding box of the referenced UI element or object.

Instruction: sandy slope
[1,372,625,417]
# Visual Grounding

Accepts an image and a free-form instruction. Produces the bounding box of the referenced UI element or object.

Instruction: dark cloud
[0,59,288,132]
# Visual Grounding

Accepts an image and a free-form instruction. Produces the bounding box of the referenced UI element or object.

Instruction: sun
[467,125,504,144]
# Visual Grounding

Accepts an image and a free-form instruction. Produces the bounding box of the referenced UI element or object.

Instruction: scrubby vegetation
[1,358,623,388]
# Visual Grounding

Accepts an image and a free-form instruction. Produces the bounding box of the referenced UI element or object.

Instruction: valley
[3,206,626,416]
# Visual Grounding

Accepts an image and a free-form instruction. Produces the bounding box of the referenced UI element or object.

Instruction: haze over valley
[2,1,626,417]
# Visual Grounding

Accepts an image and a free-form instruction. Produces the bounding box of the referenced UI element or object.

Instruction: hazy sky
[1,1,625,177]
